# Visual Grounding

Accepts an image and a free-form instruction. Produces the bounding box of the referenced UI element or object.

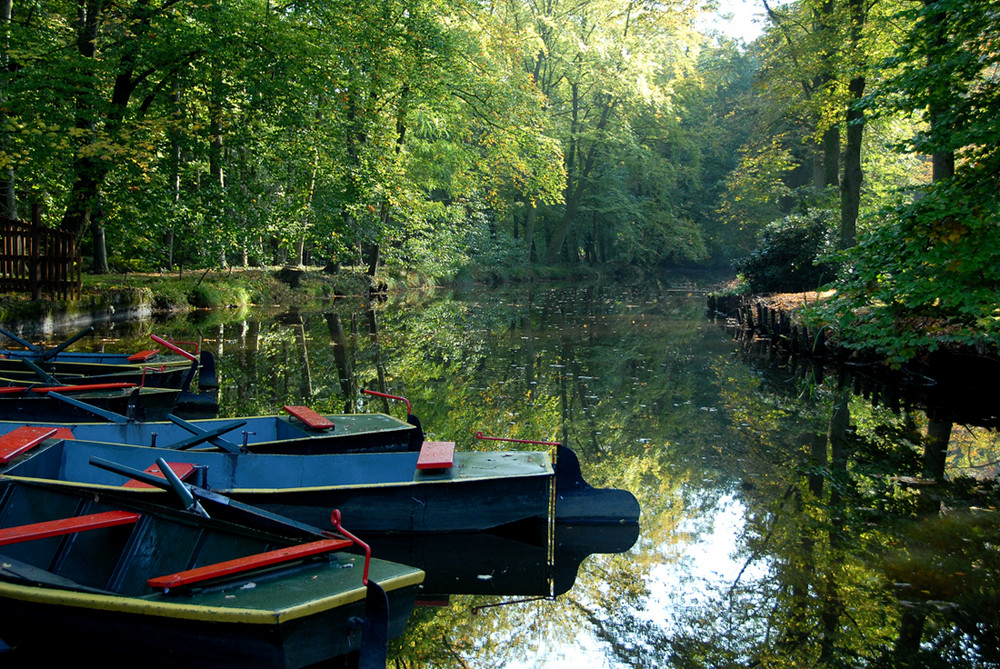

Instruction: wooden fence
[0,210,81,300]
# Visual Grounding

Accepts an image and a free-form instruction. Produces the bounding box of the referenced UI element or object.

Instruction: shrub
[733,211,839,293]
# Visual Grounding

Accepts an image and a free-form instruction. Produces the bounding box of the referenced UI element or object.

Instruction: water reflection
[10,277,1000,667]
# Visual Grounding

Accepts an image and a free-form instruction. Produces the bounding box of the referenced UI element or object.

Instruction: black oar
[40,326,94,361]
[155,456,209,517]
[47,391,129,424]
[0,328,41,352]
[166,414,243,453]
[88,455,329,538]
[165,419,247,452]
[18,358,60,384]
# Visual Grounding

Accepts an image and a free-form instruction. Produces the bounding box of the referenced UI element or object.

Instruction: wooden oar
[40,326,94,361]
[166,414,243,453]
[17,358,60,384]
[47,391,130,424]
[165,419,247,452]
[0,328,41,352]
[88,455,330,538]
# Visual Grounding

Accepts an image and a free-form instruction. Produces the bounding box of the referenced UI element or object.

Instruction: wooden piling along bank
[707,293,1000,429]
[707,293,828,358]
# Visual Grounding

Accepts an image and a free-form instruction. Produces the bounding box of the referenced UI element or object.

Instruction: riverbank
[1,258,683,324]
[0,266,377,334]
[708,289,1000,428]
[0,261,636,336]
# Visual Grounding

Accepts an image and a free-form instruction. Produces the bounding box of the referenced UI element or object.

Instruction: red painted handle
[329,509,372,586]
[150,334,197,362]
[362,389,411,414]
[32,382,137,393]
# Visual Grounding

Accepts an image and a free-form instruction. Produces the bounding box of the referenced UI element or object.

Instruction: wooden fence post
[30,203,40,301]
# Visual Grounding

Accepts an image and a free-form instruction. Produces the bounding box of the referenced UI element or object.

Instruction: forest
[1,0,998,360]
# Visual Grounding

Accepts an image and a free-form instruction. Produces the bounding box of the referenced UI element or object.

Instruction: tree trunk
[922,418,952,481]
[839,0,867,249]
[61,0,108,242]
[822,126,840,189]
[0,0,15,223]
[840,77,864,249]
[524,202,538,263]
[90,210,109,273]
[366,243,380,277]
[546,93,614,262]
[815,0,839,193]
[926,0,954,182]
[894,609,926,664]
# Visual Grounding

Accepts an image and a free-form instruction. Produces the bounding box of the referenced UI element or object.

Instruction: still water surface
[13,276,1000,666]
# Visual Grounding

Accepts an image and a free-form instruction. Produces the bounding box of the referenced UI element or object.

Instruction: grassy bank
[0,267,376,325]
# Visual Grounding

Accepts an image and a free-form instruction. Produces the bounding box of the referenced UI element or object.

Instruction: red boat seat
[283,405,335,430]
[127,350,160,362]
[0,426,59,464]
[123,461,198,488]
[0,510,140,546]
[147,538,353,590]
[417,441,455,470]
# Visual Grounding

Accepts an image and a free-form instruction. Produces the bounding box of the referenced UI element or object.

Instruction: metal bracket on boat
[362,390,425,449]
[18,358,60,384]
[138,364,169,388]
[474,431,561,447]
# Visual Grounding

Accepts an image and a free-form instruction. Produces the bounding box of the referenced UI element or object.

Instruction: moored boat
[0,385,181,422]
[0,329,217,391]
[0,475,424,668]
[0,405,422,454]
[0,436,640,533]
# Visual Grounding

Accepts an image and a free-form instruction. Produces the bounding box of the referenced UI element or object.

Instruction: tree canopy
[4,0,1000,360]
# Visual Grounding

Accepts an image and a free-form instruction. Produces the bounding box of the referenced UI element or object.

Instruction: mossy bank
[0,267,376,333]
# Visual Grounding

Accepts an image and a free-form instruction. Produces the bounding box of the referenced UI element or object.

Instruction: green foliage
[806,0,1000,363]
[809,176,1000,362]
[733,210,840,293]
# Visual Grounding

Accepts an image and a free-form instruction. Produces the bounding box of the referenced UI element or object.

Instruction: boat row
[0,328,218,420]
[0,330,641,667]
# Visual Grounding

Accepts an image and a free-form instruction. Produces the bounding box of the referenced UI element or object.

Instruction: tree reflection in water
[44,278,1000,667]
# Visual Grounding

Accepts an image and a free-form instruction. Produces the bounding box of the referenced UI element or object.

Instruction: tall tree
[815,0,1000,362]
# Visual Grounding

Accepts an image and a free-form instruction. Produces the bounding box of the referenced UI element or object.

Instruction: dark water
[8,276,1000,667]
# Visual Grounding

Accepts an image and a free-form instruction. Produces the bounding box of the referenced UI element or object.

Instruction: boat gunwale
[0,562,425,624]
[2,453,556,494]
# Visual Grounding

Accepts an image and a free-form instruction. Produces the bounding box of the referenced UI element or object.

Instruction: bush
[733,211,839,293]
[187,283,224,308]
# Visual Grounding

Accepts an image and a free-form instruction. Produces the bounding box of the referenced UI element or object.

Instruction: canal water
[9,276,1000,666]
